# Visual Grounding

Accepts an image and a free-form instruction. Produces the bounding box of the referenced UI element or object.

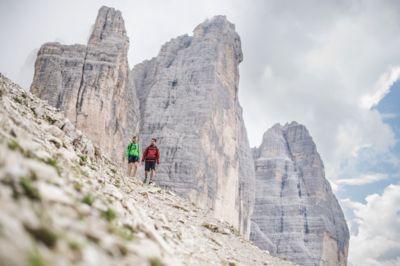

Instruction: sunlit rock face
[131,16,255,237]
[250,122,349,266]
[30,6,139,165]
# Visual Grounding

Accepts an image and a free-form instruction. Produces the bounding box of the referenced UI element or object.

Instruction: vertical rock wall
[30,6,139,164]
[131,16,255,236]
[250,122,349,266]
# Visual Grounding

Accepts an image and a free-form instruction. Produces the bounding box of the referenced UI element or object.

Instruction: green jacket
[126,143,140,157]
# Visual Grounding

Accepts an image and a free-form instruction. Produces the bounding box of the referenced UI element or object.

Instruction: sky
[0,0,399,265]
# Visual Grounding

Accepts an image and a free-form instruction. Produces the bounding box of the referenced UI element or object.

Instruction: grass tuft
[19,177,41,201]
[82,194,94,206]
[101,208,117,222]
[25,225,58,248]
[148,257,166,266]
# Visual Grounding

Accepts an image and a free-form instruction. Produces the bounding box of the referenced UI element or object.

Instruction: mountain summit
[251,122,349,265]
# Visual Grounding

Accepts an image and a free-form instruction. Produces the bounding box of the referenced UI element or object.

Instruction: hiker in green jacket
[125,136,140,178]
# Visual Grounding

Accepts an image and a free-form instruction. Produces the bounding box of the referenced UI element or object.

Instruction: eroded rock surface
[1,73,295,266]
[131,16,255,237]
[30,6,139,165]
[250,122,349,266]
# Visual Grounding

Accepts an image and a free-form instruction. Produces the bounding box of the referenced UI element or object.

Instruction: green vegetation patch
[25,225,58,248]
[112,225,135,241]
[101,208,117,222]
[79,155,87,166]
[73,182,82,192]
[8,139,33,158]
[28,247,46,266]
[148,257,166,266]
[82,194,94,206]
[19,177,41,201]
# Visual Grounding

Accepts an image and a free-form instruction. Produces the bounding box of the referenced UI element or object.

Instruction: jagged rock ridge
[30,6,139,165]
[250,122,349,266]
[0,72,295,266]
[131,15,255,237]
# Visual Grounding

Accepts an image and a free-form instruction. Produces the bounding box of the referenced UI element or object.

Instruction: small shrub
[25,225,58,248]
[73,182,82,192]
[148,257,165,266]
[82,194,94,206]
[101,208,117,222]
[8,140,22,151]
[44,157,61,175]
[79,155,87,166]
[19,177,41,201]
[68,240,81,252]
[113,225,135,241]
[28,248,46,266]
[45,157,58,167]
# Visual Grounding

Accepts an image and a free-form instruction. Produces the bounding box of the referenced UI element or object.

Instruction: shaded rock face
[0,73,296,266]
[30,6,139,164]
[131,16,255,237]
[250,122,349,266]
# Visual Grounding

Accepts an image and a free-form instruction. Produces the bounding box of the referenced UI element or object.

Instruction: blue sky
[337,81,400,202]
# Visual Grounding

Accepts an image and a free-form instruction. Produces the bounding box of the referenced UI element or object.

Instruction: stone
[131,15,255,237]
[30,6,139,166]
[37,182,73,205]
[250,122,349,266]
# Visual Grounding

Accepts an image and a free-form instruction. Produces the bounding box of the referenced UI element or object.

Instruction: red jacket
[141,144,160,164]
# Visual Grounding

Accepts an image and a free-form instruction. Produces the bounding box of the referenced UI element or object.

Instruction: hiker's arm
[125,145,129,157]
[141,148,147,162]
[156,148,160,164]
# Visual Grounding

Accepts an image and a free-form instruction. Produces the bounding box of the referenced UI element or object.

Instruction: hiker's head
[151,138,157,145]
[132,136,137,143]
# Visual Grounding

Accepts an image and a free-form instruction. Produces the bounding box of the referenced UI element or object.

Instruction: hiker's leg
[132,162,138,177]
[144,171,148,184]
[127,163,133,177]
[150,169,154,182]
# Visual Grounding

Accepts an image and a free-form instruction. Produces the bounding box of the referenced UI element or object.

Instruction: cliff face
[131,16,255,237]
[28,6,349,264]
[250,122,349,266]
[0,73,295,266]
[30,6,139,165]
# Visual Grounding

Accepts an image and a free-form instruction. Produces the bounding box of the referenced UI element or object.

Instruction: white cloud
[360,67,400,109]
[1,1,400,263]
[342,185,400,266]
[336,173,389,186]
[1,0,398,184]
[236,0,399,183]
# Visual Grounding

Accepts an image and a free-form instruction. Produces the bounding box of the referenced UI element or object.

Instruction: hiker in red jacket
[141,138,160,184]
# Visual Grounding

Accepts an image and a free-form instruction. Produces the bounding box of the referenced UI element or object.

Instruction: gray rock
[30,6,139,165]
[1,72,295,266]
[131,16,255,237]
[250,122,349,266]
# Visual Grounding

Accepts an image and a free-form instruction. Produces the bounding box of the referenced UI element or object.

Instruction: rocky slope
[30,6,139,165]
[0,73,295,266]
[131,16,255,237]
[250,122,349,266]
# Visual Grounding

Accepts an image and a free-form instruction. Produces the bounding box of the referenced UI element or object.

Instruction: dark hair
[151,138,157,142]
